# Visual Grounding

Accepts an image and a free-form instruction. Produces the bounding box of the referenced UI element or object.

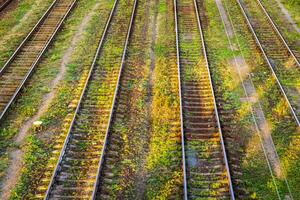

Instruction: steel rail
[173,0,188,199]
[91,0,137,198]
[0,0,76,121]
[43,0,119,198]
[0,0,12,12]
[237,0,300,126]
[257,0,300,66]
[193,0,235,199]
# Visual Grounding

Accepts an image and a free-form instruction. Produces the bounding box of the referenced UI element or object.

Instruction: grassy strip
[223,0,300,198]
[0,0,53,68]
[146,57,182,199]
[280,0,300,27]
[202,0,281,198]
[144,0,182,198]
[0,0,114,198]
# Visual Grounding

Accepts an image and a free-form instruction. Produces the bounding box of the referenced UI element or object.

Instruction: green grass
[144,0,182,198]
[9,136,50,199]
[280,0,300,27]
[0,0,50,37]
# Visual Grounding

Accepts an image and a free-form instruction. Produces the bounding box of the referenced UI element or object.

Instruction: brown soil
[0,149,22,200]
[198,0,208,28]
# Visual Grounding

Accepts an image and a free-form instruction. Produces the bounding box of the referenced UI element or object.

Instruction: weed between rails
[240,0,300,116]
[252,0,300,61]
[1,0,298,199]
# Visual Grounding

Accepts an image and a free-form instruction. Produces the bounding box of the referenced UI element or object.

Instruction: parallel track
[94,0,137,198]
[94,0,152,197]
[0,0,77,121]
[219,0,294,198]
[0,0,12,12]
[174,0,235,198]
[236,0,300,125]
[43,0,137,198]
[257,0,299,65]
[258,0,300,60]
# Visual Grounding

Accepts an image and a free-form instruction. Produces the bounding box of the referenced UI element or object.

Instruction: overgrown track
[0,0,12,12]
[237,0,300,125]
[0,0,77,121]
[43,0,137,198]
[175,0,234,198]
[94,0,149,197]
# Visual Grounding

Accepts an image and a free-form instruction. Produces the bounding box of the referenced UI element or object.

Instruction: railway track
[0,0,12,12]
[94,0,151,197]
[0,0,77,120]
[236,0,300,125]
[258,0,300,60]
[175,0,235,198]
[43,0,137,198]
[256,0,299,65]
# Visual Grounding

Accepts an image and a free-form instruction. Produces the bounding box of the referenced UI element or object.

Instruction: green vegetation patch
[280,0,300,27]
[145,0,182,198]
